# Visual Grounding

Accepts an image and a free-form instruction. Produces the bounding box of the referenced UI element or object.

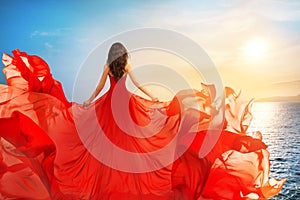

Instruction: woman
[83,42,158,108]
[0,44,286,199]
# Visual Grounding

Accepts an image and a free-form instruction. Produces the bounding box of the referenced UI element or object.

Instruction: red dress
[0,50,286,199]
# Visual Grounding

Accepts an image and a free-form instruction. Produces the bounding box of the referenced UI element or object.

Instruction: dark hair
[107,42,128,81]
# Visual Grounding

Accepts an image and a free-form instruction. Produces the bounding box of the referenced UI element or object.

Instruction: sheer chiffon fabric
[0,50,285,199]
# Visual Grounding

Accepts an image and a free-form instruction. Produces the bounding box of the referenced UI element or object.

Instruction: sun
[243,38,267,58]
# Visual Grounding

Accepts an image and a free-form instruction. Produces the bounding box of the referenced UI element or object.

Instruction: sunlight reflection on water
[248,102,300,199]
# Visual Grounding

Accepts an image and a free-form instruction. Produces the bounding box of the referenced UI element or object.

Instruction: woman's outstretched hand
[83,100,92,108]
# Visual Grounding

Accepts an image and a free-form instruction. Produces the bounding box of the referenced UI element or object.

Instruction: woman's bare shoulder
[125,63,132,72]
[103,64,110,72]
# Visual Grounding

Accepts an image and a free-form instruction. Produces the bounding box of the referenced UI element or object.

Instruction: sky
[1,0,300,101]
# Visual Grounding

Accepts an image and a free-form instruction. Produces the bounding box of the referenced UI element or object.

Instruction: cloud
[271,79,300,87]
[31,31,60,37]
[262,79,300,97]
[131,0,300,64]
[258,0,300,21]
[30,28,72,38]
[216,0,300,22]
[122,0,300,99]
[134,0,300,35]
[44,42,53,49]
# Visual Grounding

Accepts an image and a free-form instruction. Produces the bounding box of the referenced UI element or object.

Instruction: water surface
[248,102,300,199]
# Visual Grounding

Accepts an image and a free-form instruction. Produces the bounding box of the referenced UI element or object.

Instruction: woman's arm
[83,65,110,107]
[126,64,159,102]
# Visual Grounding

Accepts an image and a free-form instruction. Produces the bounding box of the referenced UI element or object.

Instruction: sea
[248,102,300,199]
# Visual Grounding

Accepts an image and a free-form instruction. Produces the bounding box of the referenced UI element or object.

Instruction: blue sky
[1,0,300,100]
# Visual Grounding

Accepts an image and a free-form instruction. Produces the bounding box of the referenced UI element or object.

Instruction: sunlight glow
[244,38,267,58]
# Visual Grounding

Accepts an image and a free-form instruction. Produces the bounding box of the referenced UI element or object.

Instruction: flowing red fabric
[0,50,286,199]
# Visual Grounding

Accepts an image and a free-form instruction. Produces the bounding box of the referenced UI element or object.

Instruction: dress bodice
[108,74,126,87]
[108,74,117,88]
